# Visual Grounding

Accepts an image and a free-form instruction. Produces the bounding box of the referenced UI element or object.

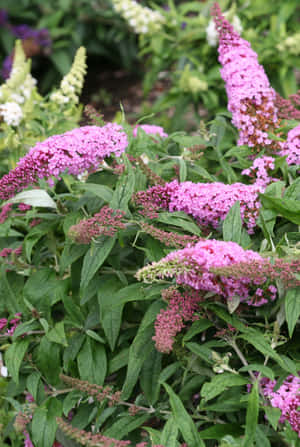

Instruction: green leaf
[239,364,275,381]
[46,322,68,347]
[263,406,281,431]
[179,158,187,182]
[255,425,271,447]
[183,319,212,342]
[75,183,113,202]
[160,416,179,447]
[163,383,205,447]
[110,155,135,214]
[32,398,62,447]
[77,338,107,386]
[260,194,300,225]
[201,373,248,402]
[26,372,41,401]
[140,349,162,405]
[37,337,61,385]
[104,414,149,439]
[80,236,116,291]
[285,287,300,337]
[243,381,259,447]
[5,339,29,384]
[8,189,57,209]
[156,211,201,236]
[199,424,243,440]
[122,301,162,399]
[97,277,123,351]
[223,201,242,244]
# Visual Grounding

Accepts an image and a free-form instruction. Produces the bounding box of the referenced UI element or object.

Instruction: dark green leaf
[285,287,300,337]
[201,373,248,401]
[5,339,29,384]
[77,338,107,385]
[32,398,62,447]
[80,236,116,291]
[164,383,205,447]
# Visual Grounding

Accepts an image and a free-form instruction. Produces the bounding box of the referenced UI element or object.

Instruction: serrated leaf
[32,398,62,447]
[122,301,162,399]
[223,201,242,244]
[5,339,29,384]
[263,406,281,430]
[243,381,259,447]
[160,416,179,447]
[9,189,57,209]
[285,287,300,337]
[46,322,68,347]
[104,414,149,439]
[201,373,248,401]
[80,236,116,291]
[163,383,205,447]
[77,338,107,386]
[75,183,113,202]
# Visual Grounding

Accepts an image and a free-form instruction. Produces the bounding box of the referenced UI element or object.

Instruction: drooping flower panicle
[137,239,277,307]
[0,124,128,200]
[134,179,262,233]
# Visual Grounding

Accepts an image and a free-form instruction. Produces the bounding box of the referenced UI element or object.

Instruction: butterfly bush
[137,239,277,307]
[133,124,168,138]
[280,124,300,166]
[134,180,262,233]
[261,375,300,437]
[241,156,277,188]
[212,3,281,152]
[0,124,128,200]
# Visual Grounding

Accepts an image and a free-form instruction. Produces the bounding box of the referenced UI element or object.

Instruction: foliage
[1,3,300,447]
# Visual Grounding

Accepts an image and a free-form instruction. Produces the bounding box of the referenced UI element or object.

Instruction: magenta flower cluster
[262,375,300,437]
[242,156,277,188]
[133,124,168,138]
[280,124,300,166]
[0,124,128,200]
[135,179,262,233]
[212,3,280,152]
[137,239,277,307]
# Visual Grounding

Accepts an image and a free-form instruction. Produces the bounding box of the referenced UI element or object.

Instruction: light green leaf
[223,201,242,244]
[243,381,259,447]
[9,189,57,209]
[201,373,248,401]
[46,322,68,347]
[5,339,29,384]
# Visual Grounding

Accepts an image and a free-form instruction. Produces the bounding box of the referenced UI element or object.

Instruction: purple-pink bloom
[137,239,277,306]
[135,180,262,233]
[0,124,128,200]
[280,124,300,166]
[133,124,168,138]
[242,156,277,188]
[212,3,281,152]
[262,375,300,437]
